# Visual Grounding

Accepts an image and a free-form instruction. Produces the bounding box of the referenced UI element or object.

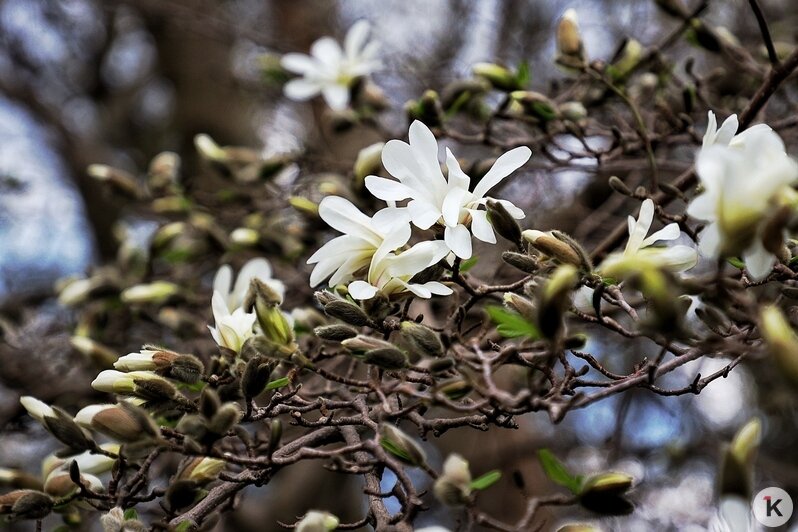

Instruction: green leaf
[380,438,411,462]
[537,449,582,494]
[265,377,290,391]
[727,257,745,269]
[123,508,139,521]
[486,306,540,339]
[459,256,479,272]
[516,61,531,87]
[470,470,501,490]
[173,521,193,532]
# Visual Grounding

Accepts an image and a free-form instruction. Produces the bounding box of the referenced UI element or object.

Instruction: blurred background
[1,0,798,530]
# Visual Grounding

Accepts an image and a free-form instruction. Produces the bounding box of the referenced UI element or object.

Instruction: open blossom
[307,195,410,288]
[701,110,770,149]
[688,113,798,280]
[347,238,451,300]
[214,258,285,310]
[617,198,697,272]
[281,20,380,110]
[208,291,257,352]
[365,120,531,259]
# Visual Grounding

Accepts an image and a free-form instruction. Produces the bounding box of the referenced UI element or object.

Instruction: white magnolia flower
[19,396,55,423]
[620,198,697,272]
[214,257,285,310]
[307,195,410,288]
[208,291,257,352]
[348,237,451,300]
[281,20,380,110]
[365,120,531,259]
[689,115,798,280]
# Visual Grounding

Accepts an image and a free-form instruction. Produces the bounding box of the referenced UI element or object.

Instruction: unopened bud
[503,293,536,321]
[0,490,53,520]
[75,402,158,442]
[559,101,588,122]
[379,425,426,467]
[120,282,180,305]
[208,403,242,435]
[87,164,143,199]
[353,142,385,185]
[524,230,590,270]
[437,378,473,400]
[556,8,585,66]
[580,472,633,497]
[194,134,226,162]
[608,175,632,196]
[323,299,370,326]
[179,457,225,485]
[314,324,358,341]
[472,62,521,91]
[241,356,275,399]
[44,469,103,498]
[363,347,408,370]
[760,305,798,384]
[510,91,557,121]
[230,227,260,247]
[502,251,539,273]
[296,510,340,532]
[148,151,181,191]
[433,454,472,506]
[400,322,444,358]
[486,200,522,244]
[71,336,118,368]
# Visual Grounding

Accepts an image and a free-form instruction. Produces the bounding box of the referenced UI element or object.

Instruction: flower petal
[408,121,447,199]
[625,199,654,254]
[365,176,415,201]
[742,239,776,281]
[469,209,496,244]
[713,114,738,146]
[420,281,453,295]
[407,199,441,229]
[310,37,343,65]
[348,280,379,300]
[344,20,371,59]
[445,148,470,191]
[318,196,380,245]
[284,79,322,101]
[280,53,318,75]
[697,222,721,259]
[471,146,531,199]
[641,222,681,248]
[701,110,717,148]
[322,84,350,110]
[213,265,232,299]
[441,187,468,227]
[444,224,473,259]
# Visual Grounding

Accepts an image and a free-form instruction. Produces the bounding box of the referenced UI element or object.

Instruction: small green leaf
[265,377,290,391]
[174,521,193,532]
[601,277,619,286]
[470,470,501,490]
[380,438,411,462]
[727,257,745,269]
[486,306,540,339]
[123,508,139,521]
[516,61,531,87]
[537,449,583,494]
[459,256,479,272]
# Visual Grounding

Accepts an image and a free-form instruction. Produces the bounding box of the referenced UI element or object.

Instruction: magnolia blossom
[209,291,257,352]
[688,114,798,280]
[702,110,770,149]
[214,258,285,310]
[348,238,451,300]
[365,120,531,259]
[281,20,380,110]
[307,195,410,287]
[618,199,697,272]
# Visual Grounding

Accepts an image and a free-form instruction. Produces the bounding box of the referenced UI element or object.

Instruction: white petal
[322,84,350,110]
[697,222,721,259]
[344,20,371,59]
[280,53,317,75]
[742,239,776,281]
[213,265,232,298]
[469,209,496,243]
[713,114,738,146]
[658,245,698,272]
[329,254,371,286]
[308,235,368,265]
[408,121,448,198]
[387,241,442,278]
[234,258,272,299]
[441,187,468,227]
[398,280,432,299]
[701,110,717,147]
[310,37,343,65]
[626,199,654,254]
[420,281,453,296]
[348,280,379,300]
[641,222,681,247]
[407,199,442,229]
[494,199,525,219]
[686,193,716,221]
[371,207,411,233]
[381,139,419,182]
[284,79,321,101]
[211,291,230,322]
[444,224,473,259]
[445,148,470,190]
[471,146,531,199]
[318,196,380,244]
[365,176,415,201]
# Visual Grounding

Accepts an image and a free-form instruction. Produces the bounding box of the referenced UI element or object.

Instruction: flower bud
[538,264,579,339]
[400,322,444,358]
[557,524,605,532]
[510,91,557,121]
[486,199,522,244]
[148,151,180,192]
[87,164,143,199]
[501,251,539,273]
[556,8,585,67]
[608,175,632,196]
[353,142,385,185]
[0,490,53,520]
[57,277,97,306]
[524,230,585,268]
[207,403,242,435]
[194,134,226,162]
[379,425,427,467]
[178,457,225,485]
[558,101,588,122]
[721,418,761,497]
[472,62,521,91]
[44,469,103,498]
[433,454,472,506]
[100,507,148,532]
[71,336,118,368]
[92,370,180,403]
[165,479,200,511]
[503,293,536,321]
[120,282,180,305]
[296,510,339,532]
[440,78,491,110]
[760,305,798,383]
[20,398,93,451]
[323,299,370,326]
[230,227,260,247]
[363,347,408,370]
[75,403,158,442]
[580,472,633,497]
[240,356,275,399]
[436,378,473,400]
[405,90,444,128]
[341,335,394,354]
[0,469,40,491]
[314,324,358,342]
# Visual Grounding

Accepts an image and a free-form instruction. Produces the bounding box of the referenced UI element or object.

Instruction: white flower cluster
[281,20,381,111]
[308,120,532,300]
[688,111,798,280]
[209,258,284,352]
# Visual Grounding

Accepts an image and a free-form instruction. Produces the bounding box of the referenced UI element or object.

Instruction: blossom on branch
[214,258,284,310]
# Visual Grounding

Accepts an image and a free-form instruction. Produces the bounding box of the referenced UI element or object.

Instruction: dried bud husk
[400,321,444,358]
[502,251,539,273]
[323,299,370,327]
[760,305,798,384]
[433,454,472,506]
[363,347,408,370]
[0,490,53,520]
[379,425,427,467]
[486,199,522,244]
[314,324,358,342]
[563,334,587,349]
[100,507,148,532]
[472,62,522,91]
[720,418,761,497]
